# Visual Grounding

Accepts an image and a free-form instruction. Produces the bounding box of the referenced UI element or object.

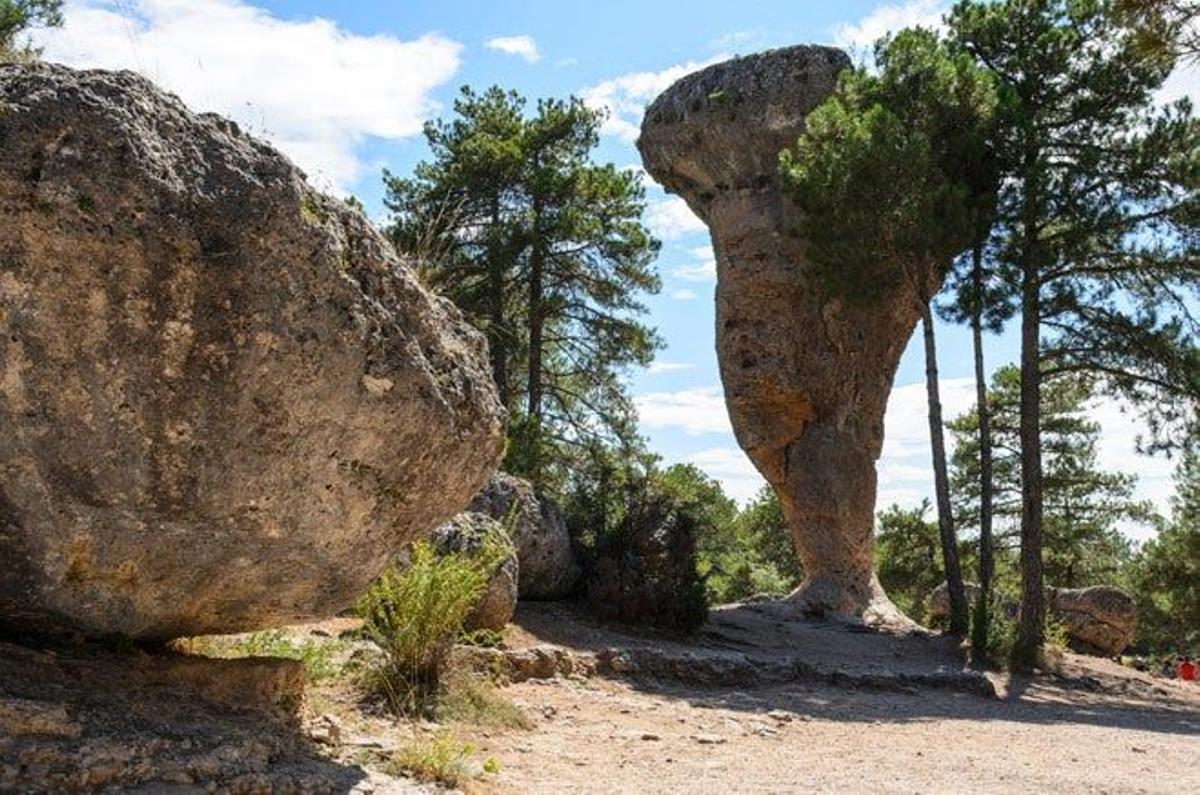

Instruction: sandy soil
[11,602,1193,793]
[472,666,1198,794]
[436,604,1198,794]
[315,603,1200,794]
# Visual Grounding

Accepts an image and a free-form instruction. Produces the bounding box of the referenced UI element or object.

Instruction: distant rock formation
[639,46,935,625]
[1048,586,1137,657]
[470,473,580,600]
[930,582,1137,656]
[0,63,505,639]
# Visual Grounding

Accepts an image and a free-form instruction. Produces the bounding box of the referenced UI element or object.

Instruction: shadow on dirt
[0,637,369,791]
[511,601,1200,739]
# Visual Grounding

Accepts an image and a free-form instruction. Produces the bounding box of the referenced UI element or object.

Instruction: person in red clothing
[1177,656,1196,681]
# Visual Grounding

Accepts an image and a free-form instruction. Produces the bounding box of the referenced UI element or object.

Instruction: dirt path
[8,604,1195,793]
[460,604,1200,794]
[472,670,1198,793]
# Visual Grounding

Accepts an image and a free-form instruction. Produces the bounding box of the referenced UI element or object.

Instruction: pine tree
[949,0,1199,668]
[0,0,63,60]
[386,88,662,488]
[949,366,1152,588]
[781,28,999,636]
[1125,451,1200,654]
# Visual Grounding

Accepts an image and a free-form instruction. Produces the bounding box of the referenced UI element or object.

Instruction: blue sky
[36,0,1197,538]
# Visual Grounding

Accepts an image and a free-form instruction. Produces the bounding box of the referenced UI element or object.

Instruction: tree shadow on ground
[512,601,1200,739]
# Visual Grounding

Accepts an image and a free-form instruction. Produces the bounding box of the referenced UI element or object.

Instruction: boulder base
[0,63,504,639]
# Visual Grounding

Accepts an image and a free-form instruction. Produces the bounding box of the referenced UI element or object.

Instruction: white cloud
[34,0,462,193]
[637,376,1174,539]
[1159,60,1200,108]
[711,30,762,52]
[485,34,540,63]
[877,378,1173,542]
[669,244,716,281]
[670,288,697,301]
[582,56,724,142]
[635,386,732,436]
[646,361,696,374]
[646,196,707,241]
[833,0,947,53]
[687,447,765,505]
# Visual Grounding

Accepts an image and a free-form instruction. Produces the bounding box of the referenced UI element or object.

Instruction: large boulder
[0,63,505,640]
[639,46,932,625]
[428,513,518,633]
[469,473,580,600]
[928,582,1136,656]
[1048,586,1136,657]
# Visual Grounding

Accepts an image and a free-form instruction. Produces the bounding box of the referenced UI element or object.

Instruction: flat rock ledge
[0,640,370,792]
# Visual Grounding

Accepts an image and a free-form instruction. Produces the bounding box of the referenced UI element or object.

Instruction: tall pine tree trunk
[969,240,996,660]
[487,199,508,406]
[1014,164,1045,669]
[922,300,968,636]
[525,196,546,481]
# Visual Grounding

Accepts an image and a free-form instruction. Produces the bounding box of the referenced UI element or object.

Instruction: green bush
[971,591,1070,670]
[357,540,504,713]
[583,477,709,633]
[390,729,493,787]
[565,448,709,632]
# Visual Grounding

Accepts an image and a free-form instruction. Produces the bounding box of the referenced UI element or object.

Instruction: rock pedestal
[0,64,505,639]
[639,46,934,625]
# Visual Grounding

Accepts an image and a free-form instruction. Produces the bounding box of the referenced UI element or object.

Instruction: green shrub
[357,540,503,713]
[436,672,532,729]
[583,480,709,633]
[390,730,483,787]
[972,592,1070,670]
[178,629,345,683]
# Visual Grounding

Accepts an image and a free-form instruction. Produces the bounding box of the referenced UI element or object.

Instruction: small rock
[642,733,661,741]
[693,734,727,745]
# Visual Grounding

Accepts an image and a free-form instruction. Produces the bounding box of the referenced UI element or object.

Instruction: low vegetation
[389,728,501,788]
[176,629,349,684]
[356,539,506,715]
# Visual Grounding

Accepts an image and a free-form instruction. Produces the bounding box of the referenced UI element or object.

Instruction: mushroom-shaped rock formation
[0,63,505,640]
[639,45,936,625]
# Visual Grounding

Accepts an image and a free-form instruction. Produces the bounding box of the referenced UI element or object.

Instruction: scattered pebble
[693,734,727,745]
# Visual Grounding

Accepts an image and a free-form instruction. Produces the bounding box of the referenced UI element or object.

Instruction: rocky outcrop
[929,582,1136,656]
[0,640,365,792]
[639,46,928,625]
[429,513,518,632]
[1048,586,1136,657]
[470,473,580,600]
[0,63,505,640]
[929,582,986,622]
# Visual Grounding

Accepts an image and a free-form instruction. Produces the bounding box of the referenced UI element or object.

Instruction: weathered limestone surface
[470,472,580,600]
[429,512,519,632]
[0,63,505,639]
[1048,586,1137,657]
[640,46,939,625]
[930,582,1137,656]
